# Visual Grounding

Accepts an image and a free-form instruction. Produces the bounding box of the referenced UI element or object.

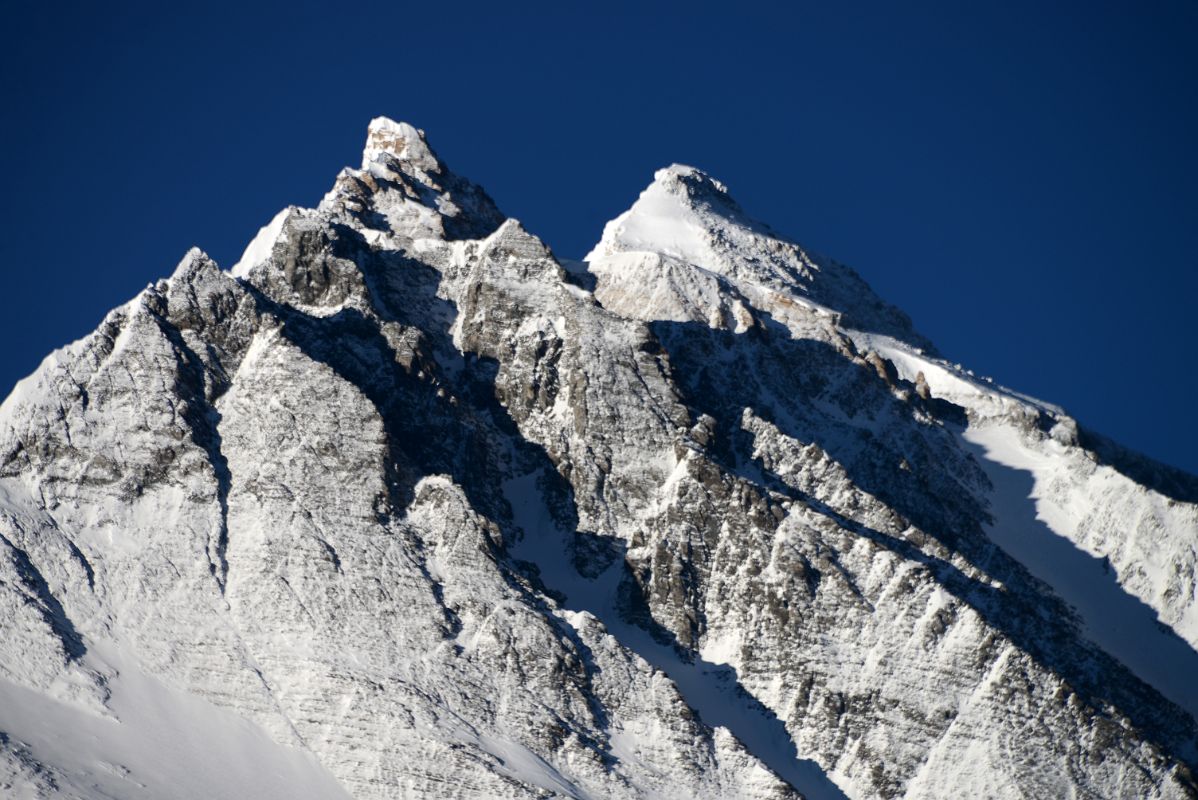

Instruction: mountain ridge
[1,117,1195,800]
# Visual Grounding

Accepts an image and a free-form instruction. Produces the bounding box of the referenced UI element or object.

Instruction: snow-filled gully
[961,425,1198,722]
[504,472,850,800]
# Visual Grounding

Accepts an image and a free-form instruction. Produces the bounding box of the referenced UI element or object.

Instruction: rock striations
[1,118,1196,799]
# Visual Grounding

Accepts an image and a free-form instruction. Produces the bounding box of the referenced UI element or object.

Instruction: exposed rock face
[1,118,1196,800]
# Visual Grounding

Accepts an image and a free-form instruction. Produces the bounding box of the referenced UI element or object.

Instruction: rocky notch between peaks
[1,117,1197,800]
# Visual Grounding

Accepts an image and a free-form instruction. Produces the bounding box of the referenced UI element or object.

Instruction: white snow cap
[654,163,729,196]
[362,117,439,172]
[585,163,731,265]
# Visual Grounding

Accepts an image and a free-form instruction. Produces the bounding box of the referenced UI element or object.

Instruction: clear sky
[3,1,1196,473]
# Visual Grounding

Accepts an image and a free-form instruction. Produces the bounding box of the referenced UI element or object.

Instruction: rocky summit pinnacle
[1,120,1197,800]
[362,117,441,175]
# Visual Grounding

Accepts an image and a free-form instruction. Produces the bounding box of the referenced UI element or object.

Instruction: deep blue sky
[3,1,1196,473]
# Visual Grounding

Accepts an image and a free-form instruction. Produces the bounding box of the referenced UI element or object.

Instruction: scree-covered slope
[1,119,1196,800]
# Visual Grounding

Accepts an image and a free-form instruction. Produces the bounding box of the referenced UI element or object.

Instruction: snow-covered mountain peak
[3,119,1198,800]
[652,163,731,201]
[313,119,505,242]
[362,116,439,174]
[585,166,928,345]
[585,164,740,267]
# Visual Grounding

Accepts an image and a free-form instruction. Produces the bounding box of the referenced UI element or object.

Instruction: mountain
[1,117,1196,800]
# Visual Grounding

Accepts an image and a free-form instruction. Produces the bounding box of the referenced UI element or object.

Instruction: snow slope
[0,642,351,800]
